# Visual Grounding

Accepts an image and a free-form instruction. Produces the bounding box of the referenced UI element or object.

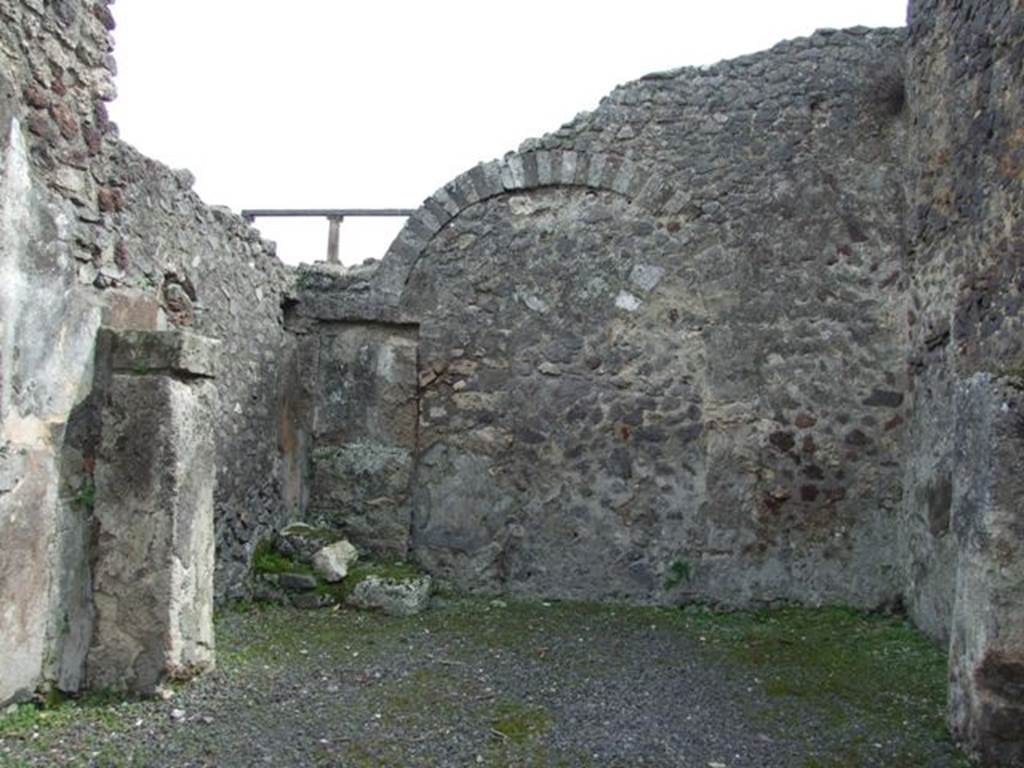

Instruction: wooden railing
[240,208,416,264]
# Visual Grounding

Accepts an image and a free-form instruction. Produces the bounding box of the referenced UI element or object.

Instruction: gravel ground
[0,598,972,768]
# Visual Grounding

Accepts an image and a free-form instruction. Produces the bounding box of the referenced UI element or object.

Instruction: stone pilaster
[949,374,1024,766]
[86,329,219,694]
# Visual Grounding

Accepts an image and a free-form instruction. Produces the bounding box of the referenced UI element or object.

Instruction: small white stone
[615,291,642,312]
[312,540,359,583]
[522,294,548,314]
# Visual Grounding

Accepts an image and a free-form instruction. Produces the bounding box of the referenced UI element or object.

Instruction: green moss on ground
[490,701,552,743]
[253,533,422,606]
[0,691,145,762]
[251,540,310,576]
[315,560,424,603]
[669,604,962,759]
[0,598,973,767]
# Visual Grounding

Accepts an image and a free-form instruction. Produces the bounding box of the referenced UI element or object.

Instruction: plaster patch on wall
[1,118,31,428]
[0,118,101,438]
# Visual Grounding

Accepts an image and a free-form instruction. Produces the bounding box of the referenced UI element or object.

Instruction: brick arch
[373,149,682,300]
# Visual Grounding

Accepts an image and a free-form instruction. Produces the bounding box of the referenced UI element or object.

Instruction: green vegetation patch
[667,604,972,766]
[0,692,143,758]
[315,560,424,603]
[996,362,1024,389]
[74,476,96,511]
[663,559,692,590]
[1,598,972,768]
[251,540,312,576]
[490,701,552,744]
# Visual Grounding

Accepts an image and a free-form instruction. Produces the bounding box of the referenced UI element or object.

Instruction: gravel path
[0,599,971,767]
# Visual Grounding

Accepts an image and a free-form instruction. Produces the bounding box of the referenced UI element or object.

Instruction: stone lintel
[289,295,420,326]
[99,328,220,378]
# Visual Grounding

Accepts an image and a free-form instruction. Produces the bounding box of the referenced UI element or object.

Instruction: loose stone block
[345,574,432,617]
[313,539,359,582]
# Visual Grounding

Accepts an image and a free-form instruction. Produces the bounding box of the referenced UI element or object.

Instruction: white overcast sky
[110,1,906,266]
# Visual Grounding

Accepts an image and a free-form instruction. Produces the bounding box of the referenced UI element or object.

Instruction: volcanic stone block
[309,443,413,558]
[102,327,217,378]
[87,329,219,694]
[346,574,432,617]
[314,325,418,447]
[308,323,418,558]
[949,374,1024,766]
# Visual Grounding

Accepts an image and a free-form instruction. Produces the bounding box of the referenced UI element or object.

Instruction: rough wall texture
[93,141,297,597]
[902,1,1024,762]
[0,0,297,706]
[300,28,910,607]
[292,9,1023,760]
[948,375,1024,766]
[306,321,419,559]
[0,0,112,702]
[2,1,1022,762]
[901,0,1024,640]
[88,330,218,695]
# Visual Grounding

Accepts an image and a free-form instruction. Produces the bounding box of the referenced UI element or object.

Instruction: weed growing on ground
[663,559,692,590]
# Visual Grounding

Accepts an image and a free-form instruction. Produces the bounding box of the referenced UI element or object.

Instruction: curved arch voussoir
[379,149,669,294]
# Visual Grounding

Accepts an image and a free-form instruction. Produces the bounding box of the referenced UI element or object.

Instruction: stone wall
[902,0,1024,762]
[299,28,910,608]
[2,0,1022,760]
[0,0,116,706]
[292,11,1023,758]
[901,0,1024,640]
[0,0,298,705]
[92,141,298,597]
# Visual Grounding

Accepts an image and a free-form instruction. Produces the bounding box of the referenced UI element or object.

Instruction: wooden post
[326,215,344,263]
